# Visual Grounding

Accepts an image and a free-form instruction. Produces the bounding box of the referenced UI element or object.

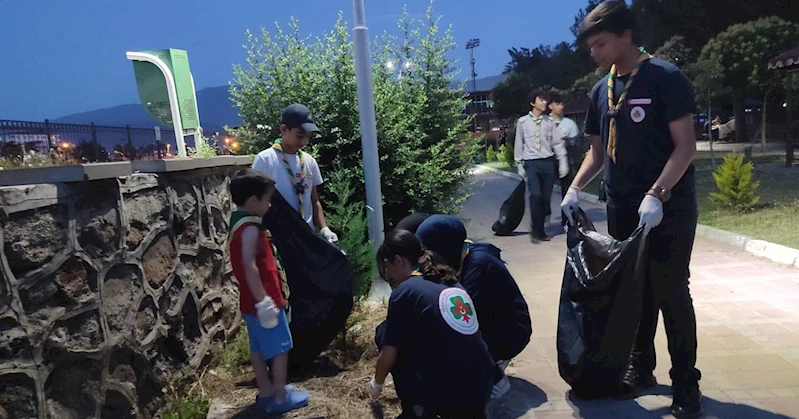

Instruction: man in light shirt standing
[251,104,338,243]
[548,93,581,230]
[514,90,569,243]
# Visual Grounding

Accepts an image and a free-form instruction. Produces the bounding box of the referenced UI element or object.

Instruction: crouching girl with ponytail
[368,229,495,419]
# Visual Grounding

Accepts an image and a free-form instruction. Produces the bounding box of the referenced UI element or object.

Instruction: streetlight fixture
[466,38,481,133]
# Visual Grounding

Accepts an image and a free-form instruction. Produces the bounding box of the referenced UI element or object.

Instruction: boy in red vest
[227,169,309,414]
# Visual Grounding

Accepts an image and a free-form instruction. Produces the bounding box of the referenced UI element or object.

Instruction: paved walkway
[461,172,799,419]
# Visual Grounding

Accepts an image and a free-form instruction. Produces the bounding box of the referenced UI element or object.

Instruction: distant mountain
[54,74,507,131]
[53,85,240,134]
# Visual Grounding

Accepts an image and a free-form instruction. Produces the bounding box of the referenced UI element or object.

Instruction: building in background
[461,75,507,142]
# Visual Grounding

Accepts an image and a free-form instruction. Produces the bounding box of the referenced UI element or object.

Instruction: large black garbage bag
[492,180,526,236]
[556,207,647,399]
[261,192,355,371]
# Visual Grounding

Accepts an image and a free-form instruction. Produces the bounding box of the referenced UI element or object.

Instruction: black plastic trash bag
[556,207,647,399]
[492,180,526,236]
[261,192,355,371]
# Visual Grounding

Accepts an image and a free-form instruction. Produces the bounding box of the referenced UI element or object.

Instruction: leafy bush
[0,147,68,169]
[485,146,497,162]
[324,163,376,297]
[500,143,514,168]
[188,132,219,158]
[710,153,761,212]
[228,1,474,228]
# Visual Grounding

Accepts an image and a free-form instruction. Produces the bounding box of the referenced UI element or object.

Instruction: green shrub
[324,163,376,297]
[485,146,497,162]
[229,1,474,228]
[500,143,514,167]
[710,153,761,212]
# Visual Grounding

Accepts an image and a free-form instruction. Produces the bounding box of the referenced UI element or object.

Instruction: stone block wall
[0,162,247,418]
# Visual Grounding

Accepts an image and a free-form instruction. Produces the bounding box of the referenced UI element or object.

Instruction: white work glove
[558,158,569,179]
[638,194,664,236]
[516,163,525,178]
[320,226,339,243]
[560,186,581,226]
[367,377,383,398]
[254,296,280,329]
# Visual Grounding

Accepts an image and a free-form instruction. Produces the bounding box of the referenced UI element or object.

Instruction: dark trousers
[606,198,700,384]
[555,151,574,227]
[523,157,555,238]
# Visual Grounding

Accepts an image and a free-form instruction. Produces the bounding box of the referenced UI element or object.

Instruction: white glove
[517,163,525,178]
[560,187,581,225]
[254,297,279,329]
[558,158,569,179]
[638,194,663,236]
[367,377,383,398]
[320,226,338,243]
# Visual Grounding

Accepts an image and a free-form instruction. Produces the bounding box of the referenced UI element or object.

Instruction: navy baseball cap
[281,104,320,133]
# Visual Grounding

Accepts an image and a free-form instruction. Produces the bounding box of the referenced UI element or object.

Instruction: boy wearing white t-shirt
[251,104,338,243]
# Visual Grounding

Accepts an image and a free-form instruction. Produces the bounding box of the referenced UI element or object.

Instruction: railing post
[91,122,100,161]
[155,126,163,159]
[44,119,53,149]
[126,125,133,159]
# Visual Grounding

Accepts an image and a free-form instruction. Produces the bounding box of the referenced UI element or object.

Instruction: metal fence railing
[0,119,196,163]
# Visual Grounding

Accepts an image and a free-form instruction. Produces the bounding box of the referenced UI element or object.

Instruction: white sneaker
[490,374,511,400]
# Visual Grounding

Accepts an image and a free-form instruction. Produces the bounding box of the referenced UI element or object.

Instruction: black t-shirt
[460,243,532,360]
[382,275,495,408]
[585,57,697,206]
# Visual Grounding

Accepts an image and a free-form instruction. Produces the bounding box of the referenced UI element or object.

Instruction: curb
[473,164,799,270]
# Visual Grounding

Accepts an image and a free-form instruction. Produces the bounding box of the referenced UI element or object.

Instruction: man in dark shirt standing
[560,2,702,418]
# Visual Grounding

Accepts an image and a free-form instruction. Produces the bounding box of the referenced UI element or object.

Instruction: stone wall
[0,159,249,418]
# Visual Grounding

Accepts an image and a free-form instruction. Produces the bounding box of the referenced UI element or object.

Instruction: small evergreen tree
[710,153,761,212]
[485,146,496,162]
[500,143,514,168]
[322,164,375,297]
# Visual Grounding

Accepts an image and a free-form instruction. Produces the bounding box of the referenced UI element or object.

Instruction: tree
[693,17,799,143]
[653,36,696,73]
[229,1,474,237]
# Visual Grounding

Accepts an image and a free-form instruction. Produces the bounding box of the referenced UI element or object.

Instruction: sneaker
[490,374,511,400]
[267,386,309,414]
[254,385,296,410]
[618,363,657,399]
[530,234,551,244]
[671,374,702,419]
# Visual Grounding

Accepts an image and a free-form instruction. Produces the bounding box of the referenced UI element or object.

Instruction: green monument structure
[126,48,201,157]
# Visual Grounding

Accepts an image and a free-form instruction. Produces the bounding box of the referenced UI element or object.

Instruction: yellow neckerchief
[528,111,544,149]
[460,239,473,267]
[271,140,307,218]
[607,52,652,163]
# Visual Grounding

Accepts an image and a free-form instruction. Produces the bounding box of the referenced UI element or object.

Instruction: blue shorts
[243,309,293,361]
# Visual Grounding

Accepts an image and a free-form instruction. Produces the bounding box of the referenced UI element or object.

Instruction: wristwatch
[647,185,671,203]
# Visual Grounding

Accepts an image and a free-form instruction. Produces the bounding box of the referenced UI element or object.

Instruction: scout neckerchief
[271,139,307,219]
[410,266,423,277]
[227,210,291,317]
[528,112,544,149]
[607,50,652,163]
[460,240,473,267]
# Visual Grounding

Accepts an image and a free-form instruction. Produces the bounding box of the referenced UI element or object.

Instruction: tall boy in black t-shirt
[560,2,702,418]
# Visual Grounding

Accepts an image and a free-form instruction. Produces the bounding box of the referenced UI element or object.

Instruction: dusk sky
[1,0,586,121]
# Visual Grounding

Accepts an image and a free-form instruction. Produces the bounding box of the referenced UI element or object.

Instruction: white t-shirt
[554,117,580,143]
[251,147,324,228]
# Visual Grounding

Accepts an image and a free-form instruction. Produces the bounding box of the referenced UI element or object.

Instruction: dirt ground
[201,303,403,419]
